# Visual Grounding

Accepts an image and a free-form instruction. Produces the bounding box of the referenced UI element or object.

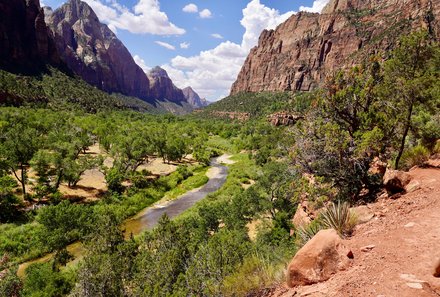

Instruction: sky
[40,0,330,101]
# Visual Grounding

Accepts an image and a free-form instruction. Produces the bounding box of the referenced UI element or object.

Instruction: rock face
[287,229,353,288]
[45,0,150,100]
[231,0,440,95]
[0,0,60,72]
[268,112,303,126]
[182,87,209,108]
[147,67,186,104]
[383,169,412,194]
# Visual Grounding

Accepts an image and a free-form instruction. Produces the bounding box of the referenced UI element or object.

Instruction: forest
[0,31,439,296]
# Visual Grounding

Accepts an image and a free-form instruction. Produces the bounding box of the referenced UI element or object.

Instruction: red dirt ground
[261,165,440,297]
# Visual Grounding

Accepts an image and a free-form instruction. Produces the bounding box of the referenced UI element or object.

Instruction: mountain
[147,66,186,104]
[45,0,151,101]
[0,0,60,73]
[231,0,440,95]
[182,87,209,108]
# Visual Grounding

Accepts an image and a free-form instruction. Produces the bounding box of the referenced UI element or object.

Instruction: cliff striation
[231,0,440,94]
[0,0,60,72]
[45,0,151,100]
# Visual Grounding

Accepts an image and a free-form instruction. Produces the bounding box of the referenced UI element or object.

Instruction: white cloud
[164,0,295,101]
[211,33,223,39]
[133,55,150,73]
[40,0,46,7]
[82,0,185,35]
[182,3,198,13]
[299,0,330,13]
[155,41,176,50]
[180,42,190,49]
[199,9,212,19]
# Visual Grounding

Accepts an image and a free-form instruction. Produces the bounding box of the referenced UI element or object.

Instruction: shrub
[321,201,357,237]
[296,219,323,246]
[400,145,430,170]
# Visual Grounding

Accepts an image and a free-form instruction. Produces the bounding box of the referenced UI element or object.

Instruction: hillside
[261,164,440,297]
[231,0,440,94]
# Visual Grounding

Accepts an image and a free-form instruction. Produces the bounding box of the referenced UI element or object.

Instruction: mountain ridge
[231,0,440,95]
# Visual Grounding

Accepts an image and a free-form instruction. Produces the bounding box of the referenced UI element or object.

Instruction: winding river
[17,156,229,277]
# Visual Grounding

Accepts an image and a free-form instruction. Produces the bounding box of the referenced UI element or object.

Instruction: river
[17,155,229,277]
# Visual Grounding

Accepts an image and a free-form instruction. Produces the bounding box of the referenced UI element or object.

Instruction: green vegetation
[0,31,439,297]
[321,202,357,237]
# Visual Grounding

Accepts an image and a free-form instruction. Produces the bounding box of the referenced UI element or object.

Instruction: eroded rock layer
[231,0,440,95]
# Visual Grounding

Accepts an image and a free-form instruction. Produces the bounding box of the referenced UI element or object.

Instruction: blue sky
[41,0,329,100]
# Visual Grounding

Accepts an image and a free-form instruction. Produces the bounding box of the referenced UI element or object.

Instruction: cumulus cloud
[155,41,176,50]
[133,55,150,73]
[180,42,190,49]
[211,33,223,39]
[164,0,295,100]
[82,0,185,35]
[199,9,212,19]
[182,3,198,13]
[299,0,330,13]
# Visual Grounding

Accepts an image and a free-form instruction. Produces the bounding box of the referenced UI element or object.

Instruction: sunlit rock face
[231,0,440,95]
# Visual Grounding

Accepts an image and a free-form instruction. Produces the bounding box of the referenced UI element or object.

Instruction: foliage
[321,201,357,237]
[400,145,430,170]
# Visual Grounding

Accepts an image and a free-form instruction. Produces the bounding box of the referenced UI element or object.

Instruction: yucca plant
[296,220,323,246]
[321,201,357,237]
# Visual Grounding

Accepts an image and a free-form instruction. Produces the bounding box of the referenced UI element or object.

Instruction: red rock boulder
[287,229,353,288]
[383,169,412,194]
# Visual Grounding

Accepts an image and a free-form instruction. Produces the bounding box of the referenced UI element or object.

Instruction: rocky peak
[148,66,170,79]
[46,0,151,100]
[231,0,440,95]
[147,67,186,103]
[182,87,208,108]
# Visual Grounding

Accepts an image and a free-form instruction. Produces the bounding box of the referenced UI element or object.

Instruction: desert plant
[296,219,323,246]
[321,201,357,237]
[400,145,430,170]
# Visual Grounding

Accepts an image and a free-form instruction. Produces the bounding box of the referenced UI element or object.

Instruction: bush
[296,219,323,246]
[400,145,430,170]
[321,201,357,237]
[222,255,284,297]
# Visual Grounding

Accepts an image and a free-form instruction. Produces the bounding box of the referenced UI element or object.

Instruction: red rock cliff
[231,0,440,95]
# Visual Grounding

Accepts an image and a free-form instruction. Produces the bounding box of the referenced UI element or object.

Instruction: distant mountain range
[0,0,206,112]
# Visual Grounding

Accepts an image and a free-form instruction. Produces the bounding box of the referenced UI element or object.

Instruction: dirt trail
[268,166,440,297]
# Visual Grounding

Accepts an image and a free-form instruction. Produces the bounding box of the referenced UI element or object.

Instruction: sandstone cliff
[182,87,209,108]
[0,0,60,73]
[45,0,151,100]
[147,67,186,104]
[231,0,440,95]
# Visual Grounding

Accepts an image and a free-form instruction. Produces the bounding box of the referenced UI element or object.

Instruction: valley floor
[264,165,440,297]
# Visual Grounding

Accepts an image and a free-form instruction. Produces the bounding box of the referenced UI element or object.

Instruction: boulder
[350,205,374,224]
[292,205,312,229]
[287,229,353,288]
[383,169,412,194]
[434,259,440,277]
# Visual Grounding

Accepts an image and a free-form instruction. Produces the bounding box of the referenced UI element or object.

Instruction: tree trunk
[20,164,26,199]
[55,169,63,190]
[395,103,414,169]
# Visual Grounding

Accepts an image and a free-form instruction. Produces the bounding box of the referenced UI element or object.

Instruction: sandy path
[265,166,440,297]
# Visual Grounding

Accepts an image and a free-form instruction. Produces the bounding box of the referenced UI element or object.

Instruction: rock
[287,229,353,288]
[434,260,440,277]
[0,0,61,72]
[147,67,185,103]
[268,112,304,126]
[182,86,209,108]
[361,245,375,252]
[46,0,151,101]
[368,157,387,176]
[230,0,440,95]
[292,205,312,230]
[383,169,412,194]
[406,283,423,289]
[351,205,374,224]
[404,222,416,228]
[405,180,421,193]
